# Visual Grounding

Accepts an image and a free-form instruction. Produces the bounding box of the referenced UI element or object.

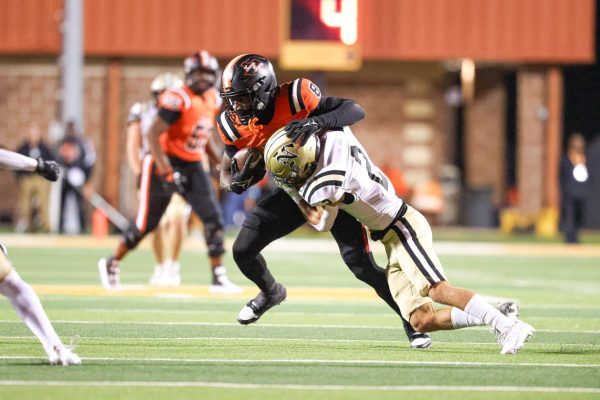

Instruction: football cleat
[209,266,242,294]
[498,320,535,355]
[97,257,121,291]
[237,283,287,324]
[498,301,520,320]
[163,261,181,287]
[48,346,81,366]
[409,332,432,349]
[148,264,165,286]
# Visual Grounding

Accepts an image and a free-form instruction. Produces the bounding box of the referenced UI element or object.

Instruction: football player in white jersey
[265,128,534,355]
[126,73,192,286]
[0,148,81,365]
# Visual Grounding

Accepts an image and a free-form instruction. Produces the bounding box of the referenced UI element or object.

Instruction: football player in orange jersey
[98,51,240,294]
[216,54,431,348]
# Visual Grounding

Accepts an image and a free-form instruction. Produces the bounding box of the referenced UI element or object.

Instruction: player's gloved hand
[161,170,188,195]
[35,158,60,182]
[230,153,266,194]
[284,118,322,145]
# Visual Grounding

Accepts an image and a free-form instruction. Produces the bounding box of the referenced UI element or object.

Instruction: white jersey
[128,100,158,156]
[298,127,404,231]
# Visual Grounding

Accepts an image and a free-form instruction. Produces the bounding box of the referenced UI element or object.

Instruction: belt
[370,202,408,241]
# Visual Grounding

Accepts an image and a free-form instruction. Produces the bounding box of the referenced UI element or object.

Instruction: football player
[0,148,81,365]
[126,72,192,286]
[217,53,431,348]
[99,51,240,294]
[264,128,534,355]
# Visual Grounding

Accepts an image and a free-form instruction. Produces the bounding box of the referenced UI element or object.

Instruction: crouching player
[264,128,534,355]
[0,148,81,365]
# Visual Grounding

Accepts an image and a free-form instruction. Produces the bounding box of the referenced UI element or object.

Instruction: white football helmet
[151,72,183,95]
[264,128,320,186]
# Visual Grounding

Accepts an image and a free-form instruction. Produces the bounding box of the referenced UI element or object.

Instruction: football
[232,147,263,172]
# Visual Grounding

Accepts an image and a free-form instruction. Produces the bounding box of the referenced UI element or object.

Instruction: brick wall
[0,58,455,223]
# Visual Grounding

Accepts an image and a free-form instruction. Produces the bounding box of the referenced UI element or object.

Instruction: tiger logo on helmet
[264,128,320,186]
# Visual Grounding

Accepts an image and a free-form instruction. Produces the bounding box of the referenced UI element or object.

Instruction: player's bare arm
[147,117,172,175]
[219,151,233,190]
[126,121,143,176]
[205,134,222,169]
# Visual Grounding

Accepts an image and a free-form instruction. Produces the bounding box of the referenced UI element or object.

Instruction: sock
[450,307,483,328]
[212,265,226,283]
[464,294,512,333]
[0,271,63,355]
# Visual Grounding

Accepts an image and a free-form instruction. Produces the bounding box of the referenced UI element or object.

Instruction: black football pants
[232,188,418,338]
[124,155,224,257]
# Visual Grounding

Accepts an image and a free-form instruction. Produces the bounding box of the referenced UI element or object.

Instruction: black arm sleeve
[309,96,365,129]
[158,108,182,125]
[225,144,239,158]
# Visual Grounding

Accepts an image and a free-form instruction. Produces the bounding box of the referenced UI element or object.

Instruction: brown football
[232,147,263,171]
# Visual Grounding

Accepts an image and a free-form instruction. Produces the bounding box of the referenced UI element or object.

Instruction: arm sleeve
[157,90,183,124]
[0,149,37,171]
[309,96,365,129]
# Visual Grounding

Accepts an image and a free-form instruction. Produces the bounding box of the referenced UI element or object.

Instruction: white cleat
[498,301,520,320]
[163,261,181,287]
[97,257,121,291]
[498,320,535,355]
[148,264,165,286]
[48,346,81,366]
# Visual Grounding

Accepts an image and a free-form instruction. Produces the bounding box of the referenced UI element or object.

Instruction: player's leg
[98,156,171,290]
[0,243,80,365]
[234,189,306,323]
[329,210,431,348]
[386,204,534,354]
[158,194,191,287]
[181,164,240,292]
[148,220,166,285]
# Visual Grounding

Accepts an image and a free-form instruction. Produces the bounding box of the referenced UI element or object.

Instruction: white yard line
[0,380,600,394]
[1,319,599,334]
[2,335,599,348]
[1,356,599,369]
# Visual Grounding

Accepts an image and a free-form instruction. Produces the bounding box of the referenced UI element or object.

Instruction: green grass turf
[0,240,599,400]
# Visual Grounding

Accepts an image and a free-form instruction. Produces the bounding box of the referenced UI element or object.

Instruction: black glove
[230,153,266,194]
[35,158,60,182]
[161,170,188,195]
[284,118,322,145]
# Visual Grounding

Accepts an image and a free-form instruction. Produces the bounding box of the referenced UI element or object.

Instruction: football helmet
[264,127,320,186]
[150,73,183,98]
[183,50,220,94]
[220,54,277,125]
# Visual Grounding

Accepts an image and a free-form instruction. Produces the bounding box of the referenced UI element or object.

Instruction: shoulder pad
[217,112,241,144]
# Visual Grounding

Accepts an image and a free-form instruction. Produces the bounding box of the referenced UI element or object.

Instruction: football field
[0,235,599,400]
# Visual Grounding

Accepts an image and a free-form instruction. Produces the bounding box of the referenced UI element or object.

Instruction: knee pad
[203,219,225,257]
[341,251,383,282]
[123,226,143,249]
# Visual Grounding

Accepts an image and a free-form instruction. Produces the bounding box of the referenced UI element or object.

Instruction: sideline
[1,234,600,256]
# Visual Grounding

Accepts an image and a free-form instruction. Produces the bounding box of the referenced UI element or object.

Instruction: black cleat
[237,283,287,324]
[409,332,432,349]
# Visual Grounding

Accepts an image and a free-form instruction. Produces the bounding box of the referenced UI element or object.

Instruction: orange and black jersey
[216,78,365,157]
[157,86,221,162]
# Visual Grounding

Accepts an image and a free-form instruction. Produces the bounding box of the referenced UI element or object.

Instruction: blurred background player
[0,148,80,365]
[14,122,55,232]
[126,72,192,286]
[99,50,240,293]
